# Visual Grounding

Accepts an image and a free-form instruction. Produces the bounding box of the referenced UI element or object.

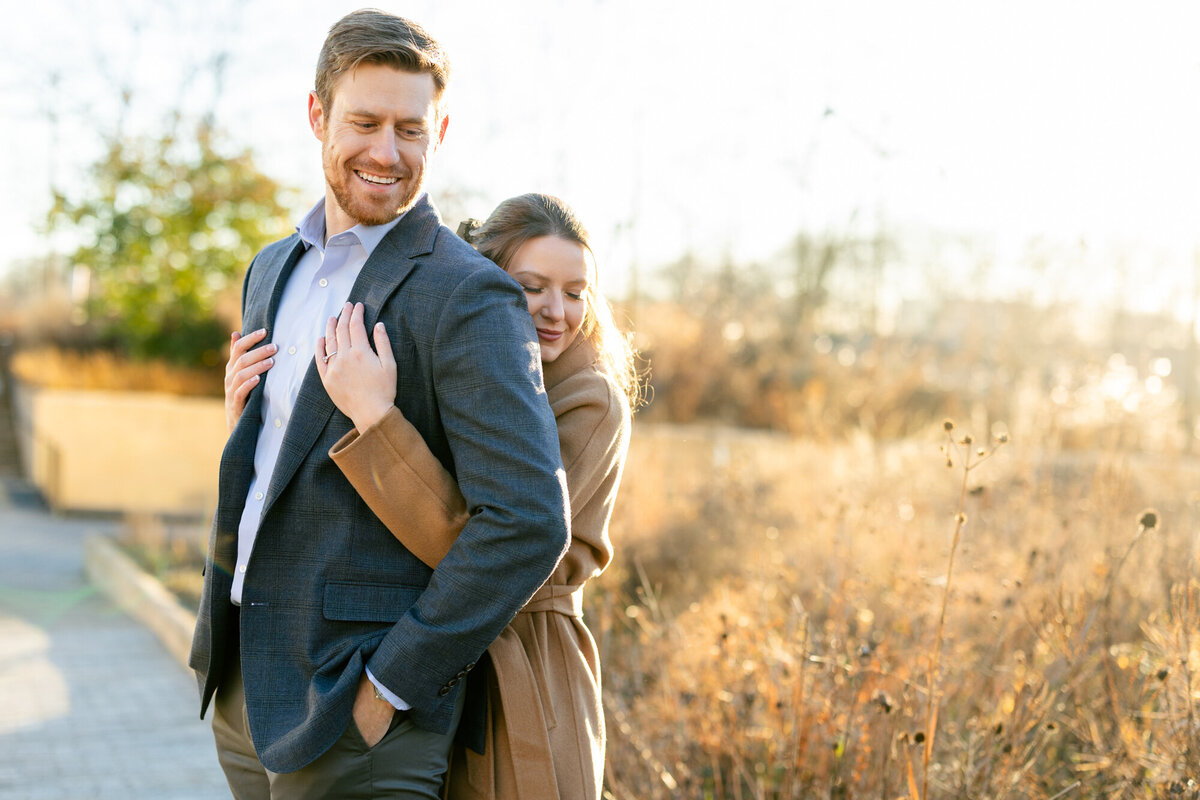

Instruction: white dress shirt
[231,197,406,604]
[231,197,415,710]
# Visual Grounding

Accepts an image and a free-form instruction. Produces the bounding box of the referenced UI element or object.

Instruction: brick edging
[84,534,196,668]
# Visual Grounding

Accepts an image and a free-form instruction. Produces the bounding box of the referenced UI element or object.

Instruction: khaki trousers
[212,651,463,800]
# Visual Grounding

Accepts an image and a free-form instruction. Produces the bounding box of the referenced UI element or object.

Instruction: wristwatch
[373,682,390,704]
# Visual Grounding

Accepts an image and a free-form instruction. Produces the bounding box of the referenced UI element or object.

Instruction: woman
[228,193,639,798]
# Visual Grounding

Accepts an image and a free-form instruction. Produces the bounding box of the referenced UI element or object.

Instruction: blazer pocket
[323,580,422,622]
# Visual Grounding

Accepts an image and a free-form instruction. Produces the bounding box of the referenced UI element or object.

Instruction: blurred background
[4,1,1200,796]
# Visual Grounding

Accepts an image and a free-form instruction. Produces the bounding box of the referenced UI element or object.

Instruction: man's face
[308,63,448,235]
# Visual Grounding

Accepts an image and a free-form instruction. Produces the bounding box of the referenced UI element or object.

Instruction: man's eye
[400,128,424,139]
[354,122,376,130]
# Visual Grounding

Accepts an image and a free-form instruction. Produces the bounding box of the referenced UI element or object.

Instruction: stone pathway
[0,480,229,799]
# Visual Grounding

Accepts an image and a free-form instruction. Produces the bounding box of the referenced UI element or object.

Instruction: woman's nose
[541,292,564,321]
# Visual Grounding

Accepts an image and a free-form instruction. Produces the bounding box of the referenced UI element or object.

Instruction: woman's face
[507,235,590,363]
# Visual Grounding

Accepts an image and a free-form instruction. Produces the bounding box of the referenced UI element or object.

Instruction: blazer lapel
[261,357,335,517]
[243,235,306,338]
[259,198,442,519]
[356,195,440,330]
[217,237,305,524]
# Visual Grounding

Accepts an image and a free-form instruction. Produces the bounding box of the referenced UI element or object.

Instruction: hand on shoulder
[316,302,397,432]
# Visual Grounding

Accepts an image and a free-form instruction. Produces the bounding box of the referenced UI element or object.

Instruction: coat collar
[542,333,600,392]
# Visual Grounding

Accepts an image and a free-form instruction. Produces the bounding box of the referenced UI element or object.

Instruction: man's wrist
[365,666,411,710]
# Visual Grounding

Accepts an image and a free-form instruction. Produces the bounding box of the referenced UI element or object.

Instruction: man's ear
[434,114,449,149]
[308,91,325,141]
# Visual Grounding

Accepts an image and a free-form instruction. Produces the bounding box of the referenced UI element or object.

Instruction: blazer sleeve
[328,407,466,569]
[366,264,570,710]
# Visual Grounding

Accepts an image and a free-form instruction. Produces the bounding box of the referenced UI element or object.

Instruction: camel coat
[329,335,630,799]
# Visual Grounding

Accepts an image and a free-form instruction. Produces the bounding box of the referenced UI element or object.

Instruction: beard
[322,140,424,227]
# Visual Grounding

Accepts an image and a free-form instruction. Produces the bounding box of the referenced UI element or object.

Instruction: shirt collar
[296,194,422,257]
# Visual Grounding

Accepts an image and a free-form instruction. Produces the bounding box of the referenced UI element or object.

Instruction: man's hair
[314,9,450,111]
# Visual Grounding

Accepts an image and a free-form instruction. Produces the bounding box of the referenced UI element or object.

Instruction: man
[188,10,570,798]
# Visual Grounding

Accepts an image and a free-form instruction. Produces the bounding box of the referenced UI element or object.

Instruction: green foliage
[49,120,293,366]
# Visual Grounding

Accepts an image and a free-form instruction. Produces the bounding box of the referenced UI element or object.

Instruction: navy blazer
[188,195,570,773]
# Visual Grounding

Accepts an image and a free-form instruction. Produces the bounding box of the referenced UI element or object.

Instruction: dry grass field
[590,415,1200,798]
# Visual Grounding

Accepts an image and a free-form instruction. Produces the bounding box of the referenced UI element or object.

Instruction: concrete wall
[11,380,225,515]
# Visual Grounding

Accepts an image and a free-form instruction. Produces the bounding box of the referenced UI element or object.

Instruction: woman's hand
[316,302,397,432]
[225,328,276,434]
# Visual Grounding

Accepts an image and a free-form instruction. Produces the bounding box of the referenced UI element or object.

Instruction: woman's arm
[328,408,468,568]
[318,303,468,568]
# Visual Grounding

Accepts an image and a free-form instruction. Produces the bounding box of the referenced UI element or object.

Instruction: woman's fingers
[348,302,370,350]
[232,373,260,406]
[315,334,330,380]
[223,329,271,432]
[319,303,389,381]
[335,302,353,355]
[230,328,267,360]
[226,330,246,383]
[233,354,274,389]
[373,322,395,371]
[227,330,273,380]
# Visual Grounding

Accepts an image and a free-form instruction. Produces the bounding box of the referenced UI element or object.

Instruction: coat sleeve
[328,407,467,569]
[366,265,570,711]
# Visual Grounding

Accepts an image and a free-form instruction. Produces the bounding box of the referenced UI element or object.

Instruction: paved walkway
[0,479,230,799]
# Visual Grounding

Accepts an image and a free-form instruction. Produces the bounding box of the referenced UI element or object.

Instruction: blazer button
[438,686,451,697]
[465,662,476,671]
[447,677,459,688]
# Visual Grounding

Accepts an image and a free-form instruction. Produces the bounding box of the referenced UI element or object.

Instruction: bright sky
[6,0,1200,305]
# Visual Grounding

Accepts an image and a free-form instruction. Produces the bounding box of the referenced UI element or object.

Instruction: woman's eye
[566,292,584,301]
[522,285,544,295]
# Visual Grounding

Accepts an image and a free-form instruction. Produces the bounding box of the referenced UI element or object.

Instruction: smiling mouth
[355,170,400,185]
[537,329,564,340]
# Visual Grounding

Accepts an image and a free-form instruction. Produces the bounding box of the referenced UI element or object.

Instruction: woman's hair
[463,193,645,409]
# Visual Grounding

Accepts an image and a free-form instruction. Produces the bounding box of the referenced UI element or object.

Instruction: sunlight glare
[0,616,69,734]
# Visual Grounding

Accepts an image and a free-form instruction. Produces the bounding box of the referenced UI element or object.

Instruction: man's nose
[367,129,400,167]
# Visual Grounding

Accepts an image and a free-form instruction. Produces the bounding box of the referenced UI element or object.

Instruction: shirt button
[319,278,329,288]
[287,345,297,355]
[274,418,282,428]
[255,491,263,501]
[238,564,247,573]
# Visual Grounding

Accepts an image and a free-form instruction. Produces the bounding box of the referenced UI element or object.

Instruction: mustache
[349,163,406,179]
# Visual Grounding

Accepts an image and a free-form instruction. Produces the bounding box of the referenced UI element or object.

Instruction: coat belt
[519,583,584,617]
